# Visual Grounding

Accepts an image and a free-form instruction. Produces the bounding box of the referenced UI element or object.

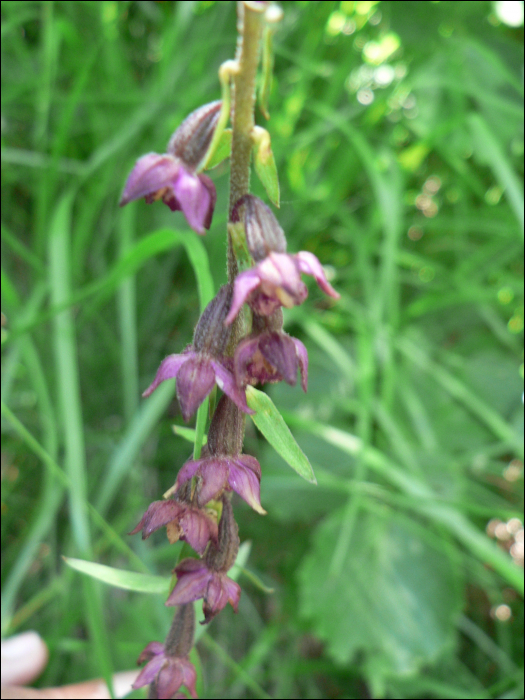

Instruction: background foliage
[1,1,523,698]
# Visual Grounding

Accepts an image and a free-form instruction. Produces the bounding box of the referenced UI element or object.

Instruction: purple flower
[167,497,241,624]
[225,251,340,324]
[120,101,222,234]
[235,329,308,391]
[142,347,252,421]
[175,449,265,514]
[120,154,216,234]
[129,498,218,556]
[174,396,266,514]
[166,558,241,624]
[142,286,254,421]
[132,641,198,699]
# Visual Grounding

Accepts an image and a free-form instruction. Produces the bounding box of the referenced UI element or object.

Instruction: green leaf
[246,386,316,484]
[63,557,168,595]
[172,424,207,445]
[252,126,280,207]
[204,128,232,170]
[298,510,462,683]
[65,543,251,646]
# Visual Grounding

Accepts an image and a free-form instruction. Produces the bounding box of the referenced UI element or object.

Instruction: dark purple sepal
[142,350,252,422]
[175,355,217,422]
[132,643,198,699]
[234,330,308,391]
[129,499,218,555]
[119,153,216,235]
[166,558,241,624]
[175,454,265,514]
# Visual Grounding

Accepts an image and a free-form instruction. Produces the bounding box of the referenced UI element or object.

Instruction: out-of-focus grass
[1,1,523,698]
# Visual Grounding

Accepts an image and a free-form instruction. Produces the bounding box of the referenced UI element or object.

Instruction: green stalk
[228,2,265,282]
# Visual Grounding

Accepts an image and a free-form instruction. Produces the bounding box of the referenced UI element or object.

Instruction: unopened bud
[193,285,233,355]
[167,101,222,169]
[232,195,286,261]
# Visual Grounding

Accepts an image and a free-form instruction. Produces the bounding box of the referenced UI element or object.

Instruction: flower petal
[176,657,198,699]
[129,500,186,539]
[137,641,165,665]
[120,154,181,207]
[133,651,166,689]
[225,270,262,325]
[176,355,216,421]
[142,353,189,398]
[203,573,241,623]
[157,658,197,700]
[211,360,255,414]
[173,166,216,235]
[295,251,340,298]
[175,458,203,490]
[292,337,309,392]
[233,336,261,387]
[166,559,211,606]
[179,508,218,554]
[229,455,266,514]
[259,332,299,386]
[196,458,229,506]
[197,173,217,231]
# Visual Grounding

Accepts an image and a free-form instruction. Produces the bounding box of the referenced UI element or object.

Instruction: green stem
[228,3,265,279]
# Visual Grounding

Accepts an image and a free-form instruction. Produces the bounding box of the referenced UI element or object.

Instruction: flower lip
[234,329,308,391]
[165,558,241,624]
[132,643,198,699]
[225,250,339,325]
[129,498,218,555]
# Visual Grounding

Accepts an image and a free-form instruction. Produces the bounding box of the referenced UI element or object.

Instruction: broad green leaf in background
[246,386,316,483]
[299,510,462,688]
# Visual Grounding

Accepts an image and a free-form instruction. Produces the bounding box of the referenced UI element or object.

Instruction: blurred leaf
[172,424,207,444]
[63,557,168,594]
[468,113,524,236]
[299,510,461,678]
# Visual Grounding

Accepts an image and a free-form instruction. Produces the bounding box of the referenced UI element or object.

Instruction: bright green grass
[1,2,523,698]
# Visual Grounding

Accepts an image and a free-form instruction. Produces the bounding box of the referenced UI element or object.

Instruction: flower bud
[167,101,222,169]
[232,195,287,262]
[192,284,233,356]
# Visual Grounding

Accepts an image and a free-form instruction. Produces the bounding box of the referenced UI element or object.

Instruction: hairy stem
[228,3,264,280]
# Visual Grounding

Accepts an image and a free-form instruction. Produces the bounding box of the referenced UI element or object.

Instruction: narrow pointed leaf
[259,26,274,120]
[246,386,316,483]
[172,424,208,445]
[63,557,168,594]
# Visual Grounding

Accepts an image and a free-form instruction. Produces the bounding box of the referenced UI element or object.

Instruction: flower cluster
[124,7,339,696]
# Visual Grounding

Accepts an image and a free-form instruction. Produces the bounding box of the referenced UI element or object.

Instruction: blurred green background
[1,1,523,698]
